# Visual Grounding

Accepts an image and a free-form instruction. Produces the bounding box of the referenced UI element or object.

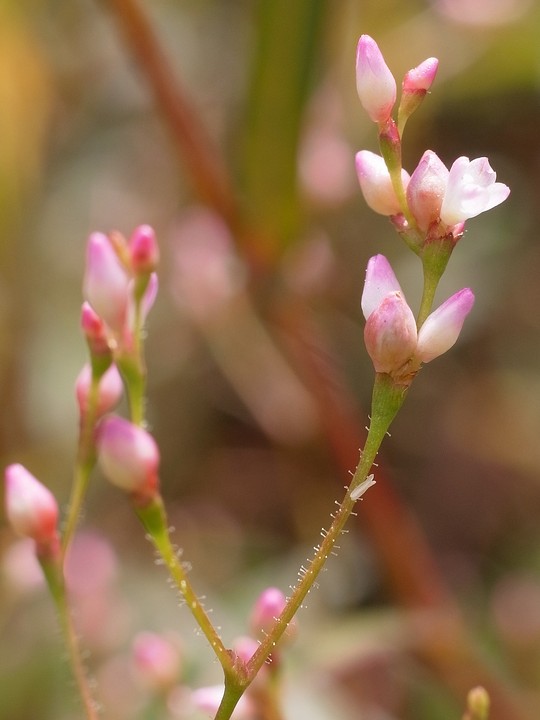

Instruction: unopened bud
[356,35,396,123]
[96,416,160,502]
[250,587,298,644]
[75,363,123,419]
[132,631,181,692]
[4,464,59,554]
[464,686,490,720]
[129,225,159,275]
[83,232,130,333]
[355,151,409,216]
[398,57,439,129]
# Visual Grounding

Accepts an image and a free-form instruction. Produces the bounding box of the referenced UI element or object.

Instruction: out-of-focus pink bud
[364,292,418,374]
[299,126,355,206]
[416,288,475,363]
[249,587,298,643]
[171,208,244,322]
[435,0,532,27]
[4,464,59,550]
[440,156,510,226]
[190,685,254,720]
[355,151,409,216]
[83,232,130,333]
[406,150,449,231]
[81,302,111,356]
[361,254,403,319]
[132,632,181,692]
[356,35,396,123]
[75,363,123,418]
[232,636,259,665]
[129,225,159,275]
[96,416,160,501]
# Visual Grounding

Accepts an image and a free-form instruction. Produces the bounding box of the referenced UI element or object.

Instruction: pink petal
[416,288,475,363]
[361,254,403,320]
[355,151,410,216]
[356,35,396,123]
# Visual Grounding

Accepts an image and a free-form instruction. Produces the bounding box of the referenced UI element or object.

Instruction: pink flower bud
[4,464,59,548]
[83,232,130,333]
[96,416,160,500]
[403,57,439,93]
[364,292,418,374]
[75,363,123,418]
[81,302,111,356]
[356,35,396,123]
[132,632,181,691]
[406,150,449,231]
[249,587,297,643]
[361,253,403,319]
[129,225,159,275]
[416,288,475,363]
[440,156,510,226]
[232,636,259,665]
[355,151,409,216]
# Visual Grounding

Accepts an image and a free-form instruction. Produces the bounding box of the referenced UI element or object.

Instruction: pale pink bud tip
[355,151,409,216]
[403,57,439,93]
[416,288,475,363]
[440,156,510,226]
[4,464,59,544]
[356,35,396,123]
[361,254,402,319]
[75,363,123,418]
[129,225,159,275]
[132,632,181,691]
[84,232,130,333]
[96,416,160,498]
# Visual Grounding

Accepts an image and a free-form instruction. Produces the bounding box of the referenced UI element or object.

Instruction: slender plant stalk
[62,374,101,557]
[135,495,235,676]
[41,557,99,720]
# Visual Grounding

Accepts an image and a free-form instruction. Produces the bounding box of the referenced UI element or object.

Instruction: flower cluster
[362,255,474,381]
[83,226,159,354]
[355,36,510,379]
[355,35,510,246]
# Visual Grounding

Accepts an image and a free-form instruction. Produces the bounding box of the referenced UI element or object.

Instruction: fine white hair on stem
[350,474,376,501]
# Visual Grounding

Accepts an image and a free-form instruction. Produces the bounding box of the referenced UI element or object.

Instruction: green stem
[40,554,99,720]
[61,374,101,557]
[246,374,407,681]
[417,264,440,328]
[136,496,234,675]
[417,239,454,327]
[214,679,245,720]
[117,304,146,427]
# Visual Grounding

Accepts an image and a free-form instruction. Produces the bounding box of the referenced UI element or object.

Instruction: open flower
[440,156,510,226]
[362,255,475,378]
[406,152,509,233]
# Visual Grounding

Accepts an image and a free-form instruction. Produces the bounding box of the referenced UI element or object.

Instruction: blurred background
[1,0,540,718]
